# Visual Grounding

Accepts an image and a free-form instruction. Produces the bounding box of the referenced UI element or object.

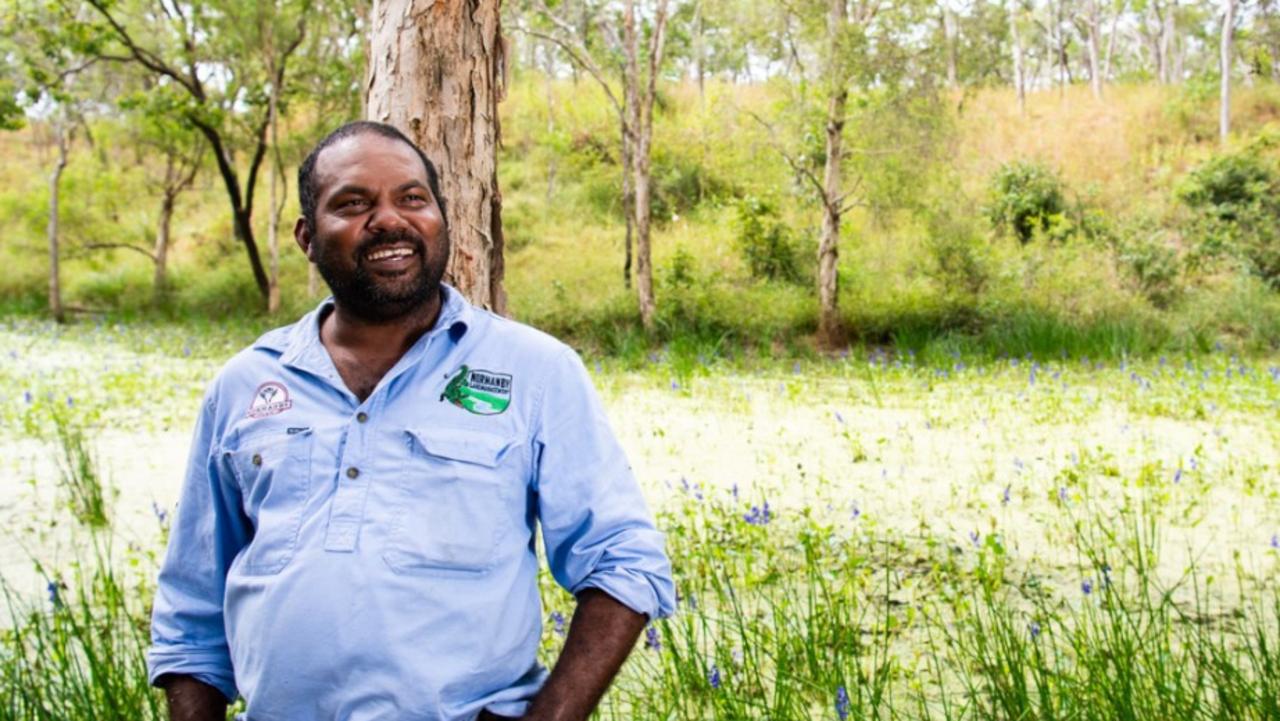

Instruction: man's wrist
[158,673,228,721]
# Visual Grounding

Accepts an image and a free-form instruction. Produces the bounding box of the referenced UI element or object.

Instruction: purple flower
[1002,485,1012,505]
[1029,621,1041,638]
[549,611,566,637]
[834,411,845,425]
[1058,486,1069,503]
[23,390,31,404]
[743,502,773,526]
[851,502,861,520]
[969,530,981,548]
[1081,579,1093,595]
[1173,468,1182,484]
[65,395,73,407]
[644,626,661,651]
[835,686,850,720]
[151,501,168,524]
[792,361,802,375]
[707,664,722,689]
[731,483,739,501]
[46,579,63,608]
[1271,534,1279,549]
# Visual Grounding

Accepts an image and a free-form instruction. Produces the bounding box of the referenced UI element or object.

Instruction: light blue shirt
[147,285,676,721]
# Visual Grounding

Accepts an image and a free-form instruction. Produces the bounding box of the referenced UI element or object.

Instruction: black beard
[315,228,447,323]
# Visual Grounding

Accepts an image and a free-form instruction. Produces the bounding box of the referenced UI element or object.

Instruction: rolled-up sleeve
[147,389,250,701]
[533,348,676,620]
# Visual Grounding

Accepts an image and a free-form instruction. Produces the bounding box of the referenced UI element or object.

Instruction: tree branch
[77,243,157,261]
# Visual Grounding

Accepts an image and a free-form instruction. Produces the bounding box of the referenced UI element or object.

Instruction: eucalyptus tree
[520,0,672,329]
[3,0,113,322]
[81,0,312,306]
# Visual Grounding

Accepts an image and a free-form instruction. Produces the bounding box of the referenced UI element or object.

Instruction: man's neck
[320,291,444,360]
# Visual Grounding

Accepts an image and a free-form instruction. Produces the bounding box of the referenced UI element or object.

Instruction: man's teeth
[366,247,414,261]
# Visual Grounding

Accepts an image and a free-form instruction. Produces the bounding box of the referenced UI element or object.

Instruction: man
[147,121,676,721]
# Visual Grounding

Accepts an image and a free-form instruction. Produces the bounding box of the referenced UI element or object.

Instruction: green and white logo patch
[441,365,512,415]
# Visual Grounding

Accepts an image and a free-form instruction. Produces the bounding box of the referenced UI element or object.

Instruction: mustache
[354,229,426,261]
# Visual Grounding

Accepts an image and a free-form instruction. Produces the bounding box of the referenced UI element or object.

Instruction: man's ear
[294,218,312,260]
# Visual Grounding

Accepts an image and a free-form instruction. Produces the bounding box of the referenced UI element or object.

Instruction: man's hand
[158,674,228,721]
[518,588,649,721]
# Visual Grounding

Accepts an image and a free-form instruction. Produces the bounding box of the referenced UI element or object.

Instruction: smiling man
[146,121,676,721]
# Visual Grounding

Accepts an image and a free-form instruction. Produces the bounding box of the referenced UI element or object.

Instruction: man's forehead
[314,133,429,192]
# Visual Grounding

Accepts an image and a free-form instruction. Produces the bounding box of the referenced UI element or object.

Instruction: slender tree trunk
[366,0,507,314]
[1085,0,1103,99]
[1011,7,1026,115]
[542,41,557,206]
[47,123,68,324]
[266,27,283,315]
[1103,2,1122,83]
[817,0,847,350]
[624,0,668,330]
[622,119,634,290]
[1221,0,1236,145]
[154,193,174,301]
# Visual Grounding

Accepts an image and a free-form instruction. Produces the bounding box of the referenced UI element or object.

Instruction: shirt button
[252,454,262,466]
[356,412,369,423]
[346,467,360,479]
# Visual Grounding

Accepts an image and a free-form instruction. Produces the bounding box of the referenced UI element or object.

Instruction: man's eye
[404,194,428,204]
[338,198,367,210]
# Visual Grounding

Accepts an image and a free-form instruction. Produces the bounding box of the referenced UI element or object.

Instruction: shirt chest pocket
[382,427,521,576]
[225,428,314,576]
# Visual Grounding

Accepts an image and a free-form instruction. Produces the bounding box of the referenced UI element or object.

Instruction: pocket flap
[407,427,513,467]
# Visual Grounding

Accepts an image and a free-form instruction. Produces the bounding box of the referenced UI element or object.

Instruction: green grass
[2,320,1278,720]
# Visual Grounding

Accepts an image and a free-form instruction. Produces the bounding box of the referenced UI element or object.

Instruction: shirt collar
[258,284,473,372]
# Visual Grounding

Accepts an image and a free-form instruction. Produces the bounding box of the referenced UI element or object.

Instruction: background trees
[3,0,1280,350]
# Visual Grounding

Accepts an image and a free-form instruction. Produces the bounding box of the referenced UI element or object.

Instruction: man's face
[296,133,449,322]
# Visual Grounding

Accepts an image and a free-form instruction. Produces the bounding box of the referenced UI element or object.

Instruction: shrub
[1115,226,1182,309]
[986,161,1068,244]
[733,196,805,283]
[1177,145,1280,288]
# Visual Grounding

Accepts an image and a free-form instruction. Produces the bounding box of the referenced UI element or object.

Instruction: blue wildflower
[1271,534,1278,550]
[65,395,73,407]
[1173,468,1182,484]
[851,502,861,520]
[834,411,845,425]
[707,665,722,689]
[23,390,32,404]
[152,501,168,524]
[1029,621,1041,639]
[792,361,801,375]
[671,379,679,391]
[550,611,566,637]
[1082,579,1093,595]
[969,530,980,547]
[835,686,850,720]
[731,483,739,501]
[645,626,661,651]
[46,580,63,608]
[1002,485,1011,505]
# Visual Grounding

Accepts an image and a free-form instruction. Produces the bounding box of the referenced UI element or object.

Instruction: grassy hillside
[3,78,1280,359]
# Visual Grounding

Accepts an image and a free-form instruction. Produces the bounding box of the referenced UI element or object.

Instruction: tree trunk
[47,123,68,324]
[1221,0,1235,145]
[817,0,847,350]
[266,26,283,316]
[153,193,174,301]
[624,0,667,331]
[1011,8,1026,115]
[622,118,634,290]
[1085,0,1103,99]
[366,0,507,314]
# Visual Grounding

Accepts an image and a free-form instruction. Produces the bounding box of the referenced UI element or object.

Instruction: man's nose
[365,198,409,233]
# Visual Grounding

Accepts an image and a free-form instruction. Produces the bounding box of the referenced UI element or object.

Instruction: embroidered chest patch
[247,381,293,418]
[441,365,512,415]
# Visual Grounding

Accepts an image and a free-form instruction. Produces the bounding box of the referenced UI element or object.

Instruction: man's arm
[519,589,648,721]
[157,674,228,721]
